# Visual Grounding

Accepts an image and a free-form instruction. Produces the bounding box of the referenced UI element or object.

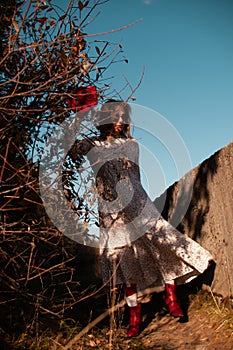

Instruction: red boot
[123,284,141,337]
[127,304,141,337]
[164,283,184,317]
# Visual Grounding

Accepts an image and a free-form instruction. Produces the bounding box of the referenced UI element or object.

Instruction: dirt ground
[137,300,233,349]
[75,290,233,350]
[3,289,231,349]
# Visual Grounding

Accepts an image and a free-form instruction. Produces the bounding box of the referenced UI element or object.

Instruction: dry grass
[191,288,233,335]
[2,289,232,350]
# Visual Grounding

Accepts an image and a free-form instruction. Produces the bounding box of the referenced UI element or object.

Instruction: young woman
[68,100,214,337]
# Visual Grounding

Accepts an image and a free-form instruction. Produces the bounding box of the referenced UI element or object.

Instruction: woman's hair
[95,100,132,138]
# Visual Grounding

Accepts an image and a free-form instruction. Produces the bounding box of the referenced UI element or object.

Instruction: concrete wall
[154,141,233,298]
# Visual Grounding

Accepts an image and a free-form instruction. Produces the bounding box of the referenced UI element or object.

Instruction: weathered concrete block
[154,142,233,298]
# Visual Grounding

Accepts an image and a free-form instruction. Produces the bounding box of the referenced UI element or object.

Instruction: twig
[125,65,145,102]
[83,18,143,37]
[206,285,221,313]
[63,298,126,349]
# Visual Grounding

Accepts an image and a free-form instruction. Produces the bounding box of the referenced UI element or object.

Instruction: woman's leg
[123,283,141,337]
[163,281,183,317]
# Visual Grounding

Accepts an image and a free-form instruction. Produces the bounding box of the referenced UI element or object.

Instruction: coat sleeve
[68,137,94,165]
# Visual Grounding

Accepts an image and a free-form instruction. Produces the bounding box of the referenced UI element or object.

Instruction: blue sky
[58,0,233,198]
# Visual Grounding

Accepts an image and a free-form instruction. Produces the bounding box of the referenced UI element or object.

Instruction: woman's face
[113,117,124,133]
[112,106,128,134]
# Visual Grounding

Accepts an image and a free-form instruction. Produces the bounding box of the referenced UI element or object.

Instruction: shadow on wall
[183,150,220,241]
[154,149,220,241]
